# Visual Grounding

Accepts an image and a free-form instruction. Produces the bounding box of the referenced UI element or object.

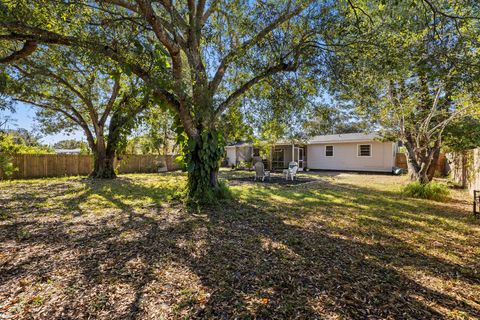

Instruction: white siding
[226,147,236,166]
[237,146,252,162]
[307,141,394,172]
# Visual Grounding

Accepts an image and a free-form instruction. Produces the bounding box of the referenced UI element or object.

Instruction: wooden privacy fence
[395,153,447,174]
[1,154,182,179]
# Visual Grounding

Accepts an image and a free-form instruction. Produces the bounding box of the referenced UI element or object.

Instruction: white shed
[225,143,254,166]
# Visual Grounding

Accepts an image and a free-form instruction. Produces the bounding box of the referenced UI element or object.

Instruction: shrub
[0,153,17,179]
[402,181,450,201]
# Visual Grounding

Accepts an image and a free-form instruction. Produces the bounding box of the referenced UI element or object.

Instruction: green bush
[402,181,450,201]
[0,153,17,178]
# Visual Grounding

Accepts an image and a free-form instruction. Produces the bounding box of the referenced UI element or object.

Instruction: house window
[358,144,371,157]
[325,145,334,157]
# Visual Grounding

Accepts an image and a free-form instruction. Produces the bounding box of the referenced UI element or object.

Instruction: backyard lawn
[1,170,479,319]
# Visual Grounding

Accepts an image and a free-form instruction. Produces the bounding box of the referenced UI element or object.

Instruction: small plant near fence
[0,154,17,179]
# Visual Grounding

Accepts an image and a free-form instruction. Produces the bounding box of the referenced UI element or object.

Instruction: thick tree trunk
[88,111,127,179]
[426,146,441,182]
[162,123,169,170]
[404,139,436,184]
[90,148,116,179]
[407,163,430,184]
[89,133,117,179]
[184,128,224,204]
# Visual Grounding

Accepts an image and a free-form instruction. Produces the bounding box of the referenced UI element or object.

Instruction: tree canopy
[323,0,480,183]
[0,0,330,202]
[3,45,154,178]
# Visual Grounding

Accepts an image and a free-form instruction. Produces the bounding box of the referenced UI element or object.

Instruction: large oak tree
[0,0,325,202]
[4,47,152,178]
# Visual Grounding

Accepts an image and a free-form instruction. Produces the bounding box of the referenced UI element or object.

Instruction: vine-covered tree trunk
[183,128,225,204]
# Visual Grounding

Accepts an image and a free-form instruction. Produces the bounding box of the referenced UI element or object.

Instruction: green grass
[0,170,479,319]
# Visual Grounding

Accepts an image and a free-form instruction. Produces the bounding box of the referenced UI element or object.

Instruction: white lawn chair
[254,161,270,181]
[283,161,298,181]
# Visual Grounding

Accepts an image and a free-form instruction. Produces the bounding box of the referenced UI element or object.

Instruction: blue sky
[1,102,84,145]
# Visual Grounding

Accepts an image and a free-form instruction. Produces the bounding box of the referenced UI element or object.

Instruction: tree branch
[99,0,139,13]
[346,0,374,25]
[421,0,480,20]
[201,0,219,24]
[99,75,122,126]
[195,0,206,27]
[0,40,37,64]
[419,86,442,135]
[155,0,189,31]
[209,1,313,91]
[215,61,297,117]
[32,64,97,115]
[136,0,178,54]
[0,23,183,114]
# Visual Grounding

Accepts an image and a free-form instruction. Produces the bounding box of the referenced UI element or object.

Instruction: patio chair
[254,161,270,181]
[283,161,298,181]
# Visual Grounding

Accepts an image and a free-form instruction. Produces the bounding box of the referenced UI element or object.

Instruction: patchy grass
[0,170,479,319]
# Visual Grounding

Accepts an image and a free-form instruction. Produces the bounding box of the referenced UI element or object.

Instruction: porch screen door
[294,147,304,169]
[298,148,304,168]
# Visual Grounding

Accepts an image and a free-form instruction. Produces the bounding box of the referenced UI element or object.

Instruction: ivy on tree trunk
[181,128,225,204]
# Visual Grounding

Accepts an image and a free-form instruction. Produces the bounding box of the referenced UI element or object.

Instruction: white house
[225,133,397,173]
[306,133,396,172]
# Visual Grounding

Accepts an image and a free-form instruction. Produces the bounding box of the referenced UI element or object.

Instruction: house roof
[308,132,380,144]
[55,148,81,154]
[226,133,384,147]
[225,142,253,148]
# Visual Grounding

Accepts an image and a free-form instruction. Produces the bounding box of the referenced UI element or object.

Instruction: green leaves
[177,127,226,203]
[443,116,480,152]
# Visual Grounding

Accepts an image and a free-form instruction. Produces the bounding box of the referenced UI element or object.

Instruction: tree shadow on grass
[1,176,479,319]
[172,195,480,319]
